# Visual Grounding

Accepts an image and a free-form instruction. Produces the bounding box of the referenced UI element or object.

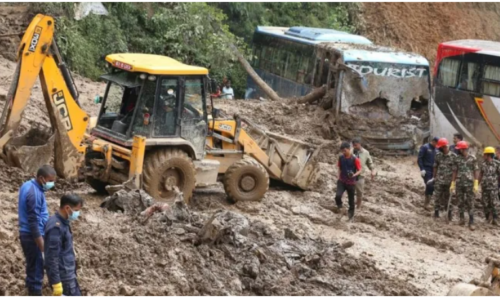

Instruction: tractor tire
[142,148,196,203]
[223,158,269,203]
[86,177,108,194]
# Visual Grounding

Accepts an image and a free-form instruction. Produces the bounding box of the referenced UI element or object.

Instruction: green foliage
[216,3,357,43]
[28,3,248,95]
[28,3,357,98]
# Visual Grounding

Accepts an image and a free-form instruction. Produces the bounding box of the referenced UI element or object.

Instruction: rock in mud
[101,189,154,213]
[198,210,249,246]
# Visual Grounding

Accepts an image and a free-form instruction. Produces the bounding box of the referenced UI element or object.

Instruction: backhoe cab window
[154,79,179,136]
[98,72,142,135]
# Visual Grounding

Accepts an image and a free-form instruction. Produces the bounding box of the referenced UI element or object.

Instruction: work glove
[450,181,456,194]
[420,170,426,177]
[52,282,63,296]
[426,178,434,185]
[474,180,479,194]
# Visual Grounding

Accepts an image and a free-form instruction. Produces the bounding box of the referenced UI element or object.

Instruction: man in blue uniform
[44,194,84,296]
[18,165,56,296]
[418,137,438,209]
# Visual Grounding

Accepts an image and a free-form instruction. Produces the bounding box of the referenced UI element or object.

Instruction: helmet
[455,141,469,150]
[436,138,448,149]
[484,146,495,154]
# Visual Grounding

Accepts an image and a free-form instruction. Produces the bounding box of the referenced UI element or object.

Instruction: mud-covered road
[0,52,498,295]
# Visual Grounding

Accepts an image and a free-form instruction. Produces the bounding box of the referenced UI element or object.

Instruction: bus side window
[483,65,500,96]
[438,58,460,88]
[458,61,480,92]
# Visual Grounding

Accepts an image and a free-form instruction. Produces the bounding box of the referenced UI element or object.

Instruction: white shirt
[222,87,234,100]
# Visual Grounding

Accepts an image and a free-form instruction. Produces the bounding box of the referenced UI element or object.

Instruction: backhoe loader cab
[85,54,214,201]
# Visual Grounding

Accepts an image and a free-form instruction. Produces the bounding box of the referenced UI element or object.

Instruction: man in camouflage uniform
[479,147,500,225]
[451,141,479,230]
[431,138,456,220]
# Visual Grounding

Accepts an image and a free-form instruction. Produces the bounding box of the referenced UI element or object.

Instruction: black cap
[432,137,439,142]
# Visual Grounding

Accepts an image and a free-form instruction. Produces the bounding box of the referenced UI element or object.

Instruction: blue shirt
[418,143,436,170]
[44,212,76,285]
[18,179,49,238]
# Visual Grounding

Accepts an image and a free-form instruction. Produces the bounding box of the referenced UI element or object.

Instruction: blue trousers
[20,233,44,295]
[63,279,82,296]
[423,168,434,196]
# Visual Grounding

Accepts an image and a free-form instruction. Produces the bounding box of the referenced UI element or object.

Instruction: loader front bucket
[240,116,321,190]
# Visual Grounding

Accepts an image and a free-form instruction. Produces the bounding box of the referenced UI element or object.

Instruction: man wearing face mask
[44,194,84,296]
[18,165,56,296]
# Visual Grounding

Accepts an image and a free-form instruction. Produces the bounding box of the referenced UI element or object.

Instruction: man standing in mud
[450,141,479,230]
[418,137,439,209]
[430,138,456,221]
[18,165,56,296]
[45,194,84,296]
[479,147,500,225]
[336,142,362,221]
[352,138,375,209]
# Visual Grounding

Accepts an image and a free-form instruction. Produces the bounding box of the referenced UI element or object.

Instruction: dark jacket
[44,213,76,285]
[449,144,460,155]
[418,143,436,170]
[18,179,49,238]
[338,155,361,185]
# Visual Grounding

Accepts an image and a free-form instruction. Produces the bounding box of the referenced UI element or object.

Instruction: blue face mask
[68,208,80,222]
[43,181,55,191]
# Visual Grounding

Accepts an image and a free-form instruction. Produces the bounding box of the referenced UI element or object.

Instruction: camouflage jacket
[433,151,457,184]
[453,154,478,185]
[480,160,500,190]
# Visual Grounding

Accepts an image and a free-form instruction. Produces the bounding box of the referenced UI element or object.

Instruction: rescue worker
[479,147,500,225]
[352,138,375,209]
[430,138,456,220]
[418,137,439,209]
[44,194,84,296]
[450,141,479,230]
[18,165,56,296]
[449,133,463,154]
[336,142,362,221]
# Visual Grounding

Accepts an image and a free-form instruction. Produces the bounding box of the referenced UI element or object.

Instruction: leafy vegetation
[28,2,357,97]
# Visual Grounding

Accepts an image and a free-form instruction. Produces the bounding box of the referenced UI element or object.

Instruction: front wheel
[142,148,196,203]
[223,158,269,203]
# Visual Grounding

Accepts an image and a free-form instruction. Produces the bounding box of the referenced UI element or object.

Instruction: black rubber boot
[447,209,452,222]
[469,214,475,231]
[348,210,354,221]
[459,212,466,226]
[434,210,439,218]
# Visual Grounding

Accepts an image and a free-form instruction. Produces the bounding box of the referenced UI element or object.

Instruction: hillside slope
[360,2,500,68]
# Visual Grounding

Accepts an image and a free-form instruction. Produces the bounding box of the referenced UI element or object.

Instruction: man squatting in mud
[428,138,456,221]
[450,141,479,230]
[418,137,439,209]
[336,142,362,220]
[479,147,500,226]
[352,138,375,209]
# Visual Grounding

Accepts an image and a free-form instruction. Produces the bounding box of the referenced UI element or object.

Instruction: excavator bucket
[3,125,54,174]
[240,117,321,189]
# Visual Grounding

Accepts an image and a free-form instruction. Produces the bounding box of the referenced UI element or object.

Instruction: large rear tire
[223,158,269,203]
[142,148,196,203]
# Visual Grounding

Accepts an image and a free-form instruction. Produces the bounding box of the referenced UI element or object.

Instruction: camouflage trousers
[456,184,474,216]
[433,183,451,211]
[482,188,498,219]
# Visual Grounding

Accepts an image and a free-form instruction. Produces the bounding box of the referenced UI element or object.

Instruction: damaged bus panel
[247,26,431,154]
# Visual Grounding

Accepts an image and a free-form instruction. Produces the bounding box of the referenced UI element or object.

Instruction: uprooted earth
[0,51,499,296]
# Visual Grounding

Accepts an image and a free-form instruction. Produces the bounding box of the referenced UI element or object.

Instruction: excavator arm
[0,14,89,179]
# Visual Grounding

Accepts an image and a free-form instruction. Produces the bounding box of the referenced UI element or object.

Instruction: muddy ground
[0,75,498,295]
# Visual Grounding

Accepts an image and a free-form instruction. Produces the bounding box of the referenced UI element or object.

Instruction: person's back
[222,85,234,100]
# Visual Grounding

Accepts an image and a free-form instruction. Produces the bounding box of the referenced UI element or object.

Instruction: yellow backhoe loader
[447,257,500,296]
[0,14,321,203]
